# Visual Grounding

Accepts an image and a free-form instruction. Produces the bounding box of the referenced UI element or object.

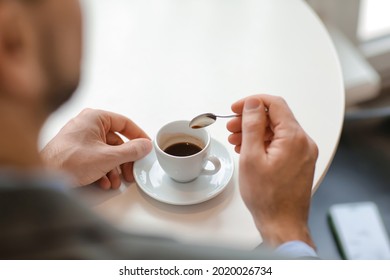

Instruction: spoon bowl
[189,113,240,129]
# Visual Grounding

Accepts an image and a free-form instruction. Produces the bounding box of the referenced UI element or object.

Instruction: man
[0,0,318,259]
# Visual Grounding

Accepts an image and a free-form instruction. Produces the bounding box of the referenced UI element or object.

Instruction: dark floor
[308,116,390,259]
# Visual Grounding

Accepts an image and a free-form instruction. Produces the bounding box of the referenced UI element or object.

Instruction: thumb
[108,138,153,165]
[241,97,267,154]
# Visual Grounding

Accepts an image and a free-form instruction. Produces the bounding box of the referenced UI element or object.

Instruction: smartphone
[328,201,390,259]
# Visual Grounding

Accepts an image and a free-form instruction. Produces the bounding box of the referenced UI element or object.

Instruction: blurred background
[305,0,390,259]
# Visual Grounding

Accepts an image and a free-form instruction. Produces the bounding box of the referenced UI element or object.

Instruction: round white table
[40,0,344,249]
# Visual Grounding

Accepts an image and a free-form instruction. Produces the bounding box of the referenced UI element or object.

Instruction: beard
[43,71,80,113]
[41,48,81,113]
[38,20,82,114]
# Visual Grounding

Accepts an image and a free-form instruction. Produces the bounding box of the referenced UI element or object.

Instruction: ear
[0,2,44,102]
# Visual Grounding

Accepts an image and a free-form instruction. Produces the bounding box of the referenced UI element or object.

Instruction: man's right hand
[227,95,318,248]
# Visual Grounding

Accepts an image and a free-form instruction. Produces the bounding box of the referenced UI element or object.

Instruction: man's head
[0,0,82,116]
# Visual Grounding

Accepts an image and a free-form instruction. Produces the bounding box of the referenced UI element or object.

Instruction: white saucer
[133,138,234,205]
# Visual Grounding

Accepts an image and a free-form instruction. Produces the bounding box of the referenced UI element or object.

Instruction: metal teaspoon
[189,113,241,129]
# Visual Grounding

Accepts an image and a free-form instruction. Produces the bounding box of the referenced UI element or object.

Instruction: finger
[121,162,134,182]
[241,97,267,154]
[234,145,241,154]
[229,128,272,146]
[231,97,247,114]
[265,127,274,141]
[226,116,242,133]
[107,138,152,166]
[107,131,135,183]
[254,95,298,129]
[231,94,262,114]
[265,140,272,149]
[107,168,121,190]
[97,175,111,190]
[106,131,124,146]
[228,133,242,146]
[98,110,150,140]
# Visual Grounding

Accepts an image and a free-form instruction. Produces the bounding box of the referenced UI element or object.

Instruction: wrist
[40,143,62,168]
[258,222,315,250]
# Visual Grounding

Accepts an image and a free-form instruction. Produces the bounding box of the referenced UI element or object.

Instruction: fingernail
[142,139,153,153]
[244,98,260,111]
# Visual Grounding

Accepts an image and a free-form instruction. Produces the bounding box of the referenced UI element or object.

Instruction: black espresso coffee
[164,142,202,157]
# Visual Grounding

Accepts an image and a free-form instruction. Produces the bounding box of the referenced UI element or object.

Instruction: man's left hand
[41,109,152,189]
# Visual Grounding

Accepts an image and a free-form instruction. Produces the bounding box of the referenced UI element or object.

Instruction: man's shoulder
[0,182,118,259]
[0,182,284,260]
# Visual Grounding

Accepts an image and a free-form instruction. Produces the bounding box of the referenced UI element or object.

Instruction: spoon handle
[215,114,241,118]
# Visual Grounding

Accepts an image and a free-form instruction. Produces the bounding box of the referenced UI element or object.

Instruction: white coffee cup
[154,120,221,183]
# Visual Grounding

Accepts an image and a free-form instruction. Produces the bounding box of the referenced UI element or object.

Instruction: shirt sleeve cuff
[275,241,318,259]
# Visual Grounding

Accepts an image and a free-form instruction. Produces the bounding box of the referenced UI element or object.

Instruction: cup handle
[200,156,221,176]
